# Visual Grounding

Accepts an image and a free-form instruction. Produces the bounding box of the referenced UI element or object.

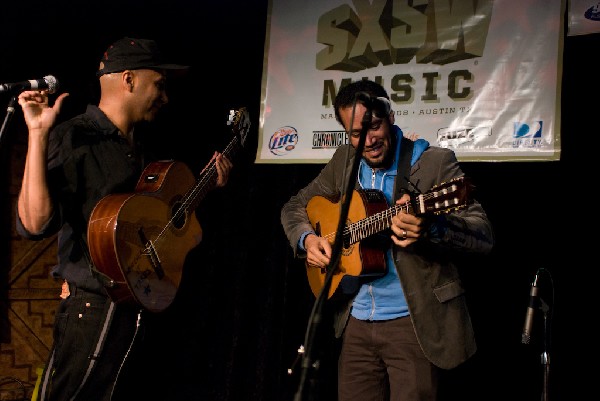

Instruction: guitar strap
[394,136,414,200]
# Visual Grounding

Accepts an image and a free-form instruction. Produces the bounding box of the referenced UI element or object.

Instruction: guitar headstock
[415,176,473,215]
[227,107,251,147]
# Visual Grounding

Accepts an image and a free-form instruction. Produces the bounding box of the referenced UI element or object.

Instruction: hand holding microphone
[17,86,69,136]
[0,76,62,141]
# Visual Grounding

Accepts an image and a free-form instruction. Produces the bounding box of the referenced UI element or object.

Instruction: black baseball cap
[96,37,189,77]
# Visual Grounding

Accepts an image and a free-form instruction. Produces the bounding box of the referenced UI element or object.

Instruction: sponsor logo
[512,121,542,148]
[437,126,492,148]
[585,4,600,21]
[269,126,299,156]
[312,131,348,149]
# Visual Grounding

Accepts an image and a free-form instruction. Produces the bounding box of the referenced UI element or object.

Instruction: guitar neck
[343,177,470,245]
[180,107,249,213]
[344,201,413,245]
[184,136,242,212]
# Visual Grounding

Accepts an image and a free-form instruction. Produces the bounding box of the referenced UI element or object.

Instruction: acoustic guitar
[87,108,251,312]
[305,176,472,299]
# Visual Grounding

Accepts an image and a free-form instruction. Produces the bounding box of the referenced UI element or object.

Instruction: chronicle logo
[512,121,542,148]
[437,126,492,148]
[312,130,348,149]
[269,126,299,156]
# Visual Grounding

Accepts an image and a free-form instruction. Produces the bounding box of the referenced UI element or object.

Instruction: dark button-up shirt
[16,105,143,293]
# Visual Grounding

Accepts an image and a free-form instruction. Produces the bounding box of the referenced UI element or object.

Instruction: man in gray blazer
[280,79,494,401]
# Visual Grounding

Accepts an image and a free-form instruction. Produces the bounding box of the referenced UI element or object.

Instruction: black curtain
[1,1,597,400]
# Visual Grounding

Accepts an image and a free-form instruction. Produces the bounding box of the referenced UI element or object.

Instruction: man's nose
[365,130,378,145]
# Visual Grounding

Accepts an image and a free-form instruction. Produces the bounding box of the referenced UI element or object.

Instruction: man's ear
[123,70,134,92]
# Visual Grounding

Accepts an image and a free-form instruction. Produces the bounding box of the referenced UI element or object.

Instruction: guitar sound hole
[171,202,186,229]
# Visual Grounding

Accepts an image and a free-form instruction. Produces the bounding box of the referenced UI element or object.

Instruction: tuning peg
[227,109,236,125]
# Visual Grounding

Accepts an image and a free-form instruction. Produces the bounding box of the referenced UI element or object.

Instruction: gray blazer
[280,138,494,370]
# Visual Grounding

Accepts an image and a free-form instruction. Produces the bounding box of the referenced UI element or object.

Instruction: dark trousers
[338,316,438,401]
[37,285,141,401]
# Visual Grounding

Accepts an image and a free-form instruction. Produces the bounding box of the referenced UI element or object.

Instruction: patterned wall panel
[1,125,60,400]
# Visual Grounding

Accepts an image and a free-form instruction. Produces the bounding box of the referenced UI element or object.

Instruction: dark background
[0,1,595,400]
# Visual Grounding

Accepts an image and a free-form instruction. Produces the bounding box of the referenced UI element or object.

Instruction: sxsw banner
[256,0,565,163]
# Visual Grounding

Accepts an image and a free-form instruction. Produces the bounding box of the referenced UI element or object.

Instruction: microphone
[354,92,391,115]
[0,75,59,94]
[521,271,540,344]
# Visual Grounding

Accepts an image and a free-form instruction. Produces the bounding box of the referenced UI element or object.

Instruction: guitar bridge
[138,228,165,279]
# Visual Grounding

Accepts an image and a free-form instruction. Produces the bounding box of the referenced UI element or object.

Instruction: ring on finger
[401,230,408,239]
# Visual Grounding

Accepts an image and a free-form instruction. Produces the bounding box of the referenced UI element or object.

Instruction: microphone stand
[540,297,550,401]
[293,98,372,401]
[0,95,18,145]
[524,267,552,401]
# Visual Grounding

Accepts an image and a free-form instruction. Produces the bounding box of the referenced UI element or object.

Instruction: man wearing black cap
[15,37,233,401]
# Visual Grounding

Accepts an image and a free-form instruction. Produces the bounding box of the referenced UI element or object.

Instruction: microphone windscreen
[44,75,59,94]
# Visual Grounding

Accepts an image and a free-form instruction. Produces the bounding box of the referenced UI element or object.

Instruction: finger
[222,154,232,168]
[307,251,325,268]
[319,240,332,260]
[391,225,408,240]
[53,93,70,112]
[215,159,224,178]
[221,159,232,173]
[391,236,409,246]
[395,193,411,204]
[314,251,330,267]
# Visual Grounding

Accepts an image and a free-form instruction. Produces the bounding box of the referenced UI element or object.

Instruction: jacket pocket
[433,279,464,303]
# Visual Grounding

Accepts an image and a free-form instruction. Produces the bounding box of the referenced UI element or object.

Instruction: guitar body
[306,189,389,299]
[88,161,201,312]
[87,108,250,311]
[304,177,472,299]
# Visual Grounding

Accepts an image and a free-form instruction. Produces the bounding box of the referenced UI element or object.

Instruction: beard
[363,132,396,169]
[364,147,393,169]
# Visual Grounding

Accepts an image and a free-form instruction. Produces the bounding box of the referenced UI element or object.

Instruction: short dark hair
[334,79,390,124]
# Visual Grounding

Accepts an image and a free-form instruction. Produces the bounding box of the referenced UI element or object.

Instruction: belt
[62,280,107,300]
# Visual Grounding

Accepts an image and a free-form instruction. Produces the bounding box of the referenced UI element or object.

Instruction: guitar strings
[320,178,465,246]
[143,136,240,256]
[321,200,413,243]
